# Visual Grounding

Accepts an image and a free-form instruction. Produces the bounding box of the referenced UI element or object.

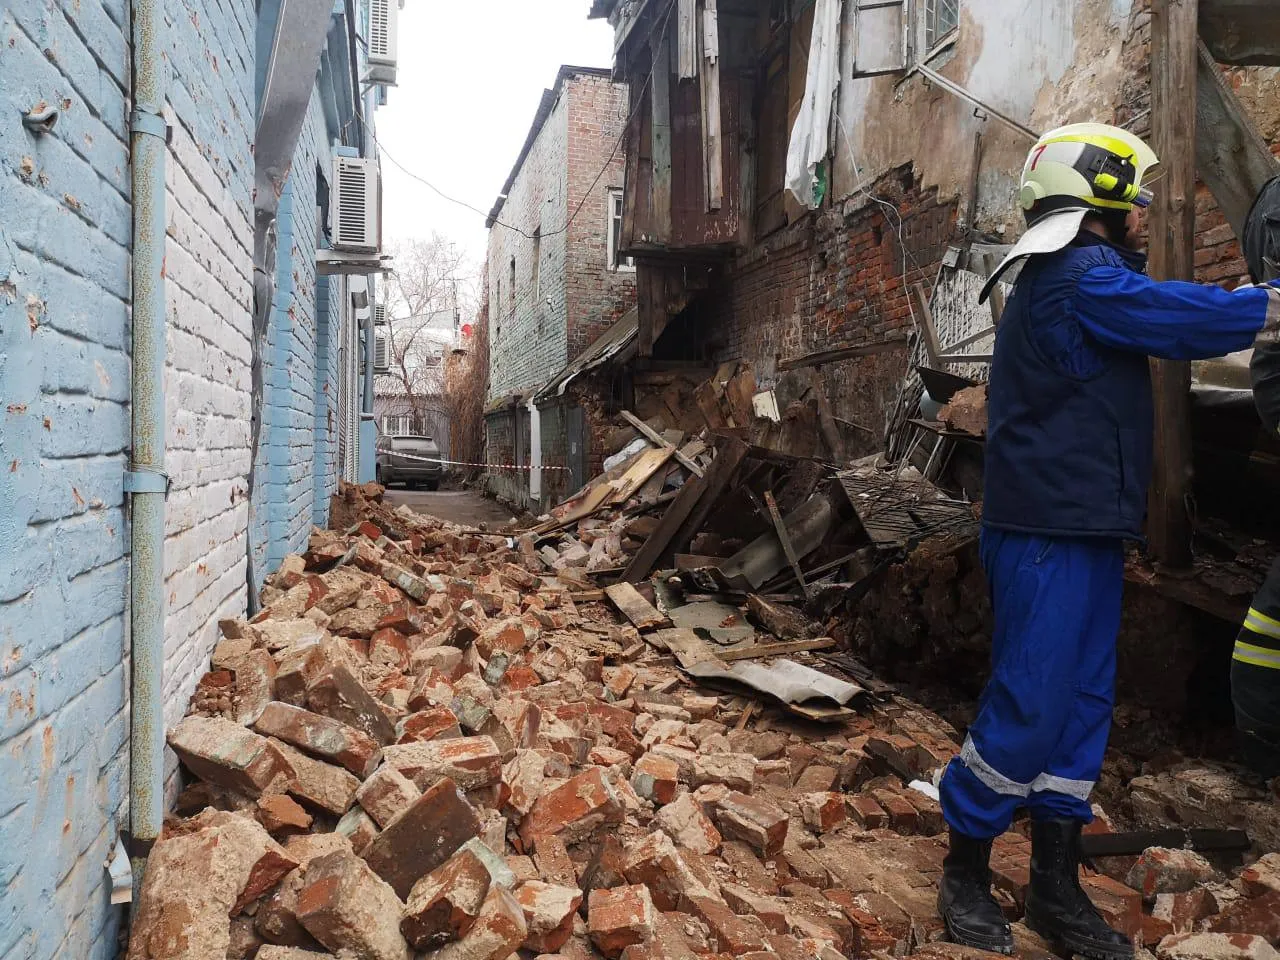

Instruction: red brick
[1126,848,1217,897]
[402,840,509,949]
[519,766,625,847]
[295,849,410,960]
[360,777,482,899]
[694,752,757,792]
[588,885,657,959]
[253,702,382,778]
[871,788,919,834]
[632,752,680,804]
[1207,891,1280,944]
[515,881,584,952]
[168,715,293,797]
[355,766,421,828]
[622,830,719,911]
[269,739,360,816]
[256,794,313,835]
[306,664,397,745]
[382,735,503,791]
[1153,888,1219,933]
[532,834,578,887]
[1157,933,1280,960]
[847,793,888,829]
[799,792,846,833]
[1081,874,1143,939]
[397,706,463,743]
[713,791,788,857]
[721,882,788,933]
[689,894,767,953]
[654,792,722,855]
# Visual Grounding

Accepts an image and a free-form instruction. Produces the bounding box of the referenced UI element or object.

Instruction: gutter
[125,0,169,898]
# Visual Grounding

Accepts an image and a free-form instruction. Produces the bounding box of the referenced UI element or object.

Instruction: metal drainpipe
[126,0,168,897]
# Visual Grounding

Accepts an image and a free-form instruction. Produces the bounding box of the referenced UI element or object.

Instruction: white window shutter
[851,0,908,77]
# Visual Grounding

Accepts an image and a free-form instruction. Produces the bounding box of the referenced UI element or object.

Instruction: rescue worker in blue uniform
[936,124,1280,960]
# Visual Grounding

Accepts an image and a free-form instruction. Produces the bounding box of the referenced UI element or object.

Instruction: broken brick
[631,752,680,805]
[306,664,397,745]
[355,765,421,828]
[269,738,360,816]
[520,766,625,847]
[382,735,503,791]
[713,791,789,857]
[431,886,528,960]
[402,839,511,948]
[256,794,314,835]
[799,792,847,833]
[622,830,719,911]
[1157,934,1280,960]
[295,849,410,960]
[588,885,657,959]
[360,776,482,899]
[654,792,722,855]
[694,752,757,792]
[253,701,382,778]
[1126,847,1217,897]
[169,715,293,797]
[515,880,584,952]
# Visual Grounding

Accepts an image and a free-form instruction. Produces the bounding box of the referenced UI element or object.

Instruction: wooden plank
[605,581,671,631]
[777,336,909,372]
[912,283,943,368]
[623,472,709,582]
[647,627,725,669]
[763,490,811,600]
[699,0,723,212]
[620,409,706,477]
[637,263,657,359]
[530,481,615,535]
[651,30,674,244]
[1081,828,1251,858]
[718,638,836,662]
[1147,0,1198,569]
[677,0,698,79]
[569,590,605,603]
[609,446,677,505]
[806,370,844,463]
[1195,38,1280,238]
[669,435,751,557]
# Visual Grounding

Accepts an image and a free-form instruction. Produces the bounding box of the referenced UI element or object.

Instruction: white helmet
[980,123,1160,303]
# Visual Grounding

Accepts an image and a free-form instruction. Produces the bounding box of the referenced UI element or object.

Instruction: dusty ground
[383,487,518,529]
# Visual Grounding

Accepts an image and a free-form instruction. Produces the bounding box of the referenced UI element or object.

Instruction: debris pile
[129,483,1280,960]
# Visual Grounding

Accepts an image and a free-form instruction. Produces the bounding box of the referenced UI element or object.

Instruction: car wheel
[375,465,384,485]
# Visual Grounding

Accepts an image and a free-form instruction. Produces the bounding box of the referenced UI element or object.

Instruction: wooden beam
[777,335,909,371]
[677,0,698,79]
[668,435,751,557]
[1195,38,1280,238]
[1147,0,1198,569]
[912,283,943,368]
[718,638,836,662]
[637,262,659,359]
[650,31,673,243]
[763,490,811,599]
[806,370,845,464]
[620,409,705,476]
[699,0,723,211]
[1199,0,1280,66]
[605,581,671,630]
[623,472,708,582]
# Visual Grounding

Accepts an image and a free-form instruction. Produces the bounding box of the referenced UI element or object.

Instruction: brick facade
[486,68,636,401]
[0,0,375,953]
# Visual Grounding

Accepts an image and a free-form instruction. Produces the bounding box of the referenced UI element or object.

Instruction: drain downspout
[126,0,168,896]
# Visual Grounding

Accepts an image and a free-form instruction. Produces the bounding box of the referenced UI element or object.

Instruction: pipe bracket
[129,109,171,143]
[123,469,170,495]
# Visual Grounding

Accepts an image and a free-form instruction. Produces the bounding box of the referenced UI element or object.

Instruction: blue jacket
[983,233,1271,540]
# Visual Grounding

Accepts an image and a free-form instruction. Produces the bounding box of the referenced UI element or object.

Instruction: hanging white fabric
[785,0,843,209]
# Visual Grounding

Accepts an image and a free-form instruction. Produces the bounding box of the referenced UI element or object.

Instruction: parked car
[375,434,443,490]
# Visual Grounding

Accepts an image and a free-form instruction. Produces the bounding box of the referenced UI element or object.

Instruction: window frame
[919,0,959,63]
[606,188,635,272]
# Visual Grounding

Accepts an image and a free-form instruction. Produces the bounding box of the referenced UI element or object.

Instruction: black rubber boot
[938,829,1015,955]
[1025,819,1134,960]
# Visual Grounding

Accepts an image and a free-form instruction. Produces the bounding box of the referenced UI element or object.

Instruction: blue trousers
[939,530,1123,840]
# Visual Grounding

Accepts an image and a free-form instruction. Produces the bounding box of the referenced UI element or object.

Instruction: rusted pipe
[127,0,168,900]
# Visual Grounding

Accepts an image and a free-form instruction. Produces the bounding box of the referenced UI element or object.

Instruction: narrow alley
[6,0,1280,959]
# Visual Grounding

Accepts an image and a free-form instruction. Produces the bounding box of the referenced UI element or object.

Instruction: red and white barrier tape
[382,450,572,472]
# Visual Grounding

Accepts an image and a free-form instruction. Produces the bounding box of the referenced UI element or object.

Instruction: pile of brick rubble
[126,482,1280,960]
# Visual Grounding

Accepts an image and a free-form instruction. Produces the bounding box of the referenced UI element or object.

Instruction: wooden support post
[637,262,658,359]
[651,30,673,243]
[677,0,698,79]
[764,491,811,599]
[699,0,723,212]
[1147,0,1197,569]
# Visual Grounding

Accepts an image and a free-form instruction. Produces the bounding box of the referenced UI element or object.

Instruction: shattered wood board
[647,627,727,669]
[609,447,677,504]
[717,638,835,661]
[836,470,977,546]
[604,582,670,631]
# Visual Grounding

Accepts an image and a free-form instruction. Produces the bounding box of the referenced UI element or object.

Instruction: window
[607,189,634,271]
[923,0,958,53]
[381,415,420,435]
[532,228,542,299]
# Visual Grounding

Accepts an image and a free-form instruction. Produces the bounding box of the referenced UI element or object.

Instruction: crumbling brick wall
[704,166,956,459]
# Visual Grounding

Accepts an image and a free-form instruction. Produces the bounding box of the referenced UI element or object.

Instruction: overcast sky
[376,1,615,273]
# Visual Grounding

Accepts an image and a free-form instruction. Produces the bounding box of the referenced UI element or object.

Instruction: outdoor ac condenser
[331,156,381,254]
[367,0,399,84]
[373,328,391,374]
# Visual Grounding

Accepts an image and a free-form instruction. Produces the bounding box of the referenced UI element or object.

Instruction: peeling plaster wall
[834,0,1137,235]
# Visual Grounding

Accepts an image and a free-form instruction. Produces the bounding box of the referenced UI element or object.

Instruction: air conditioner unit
[367,0,399,84]
[374,328,391,374]
[331,156,381,254]
[374,302,388,326]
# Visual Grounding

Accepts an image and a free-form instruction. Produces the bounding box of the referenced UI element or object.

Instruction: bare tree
[378,235,478,431]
